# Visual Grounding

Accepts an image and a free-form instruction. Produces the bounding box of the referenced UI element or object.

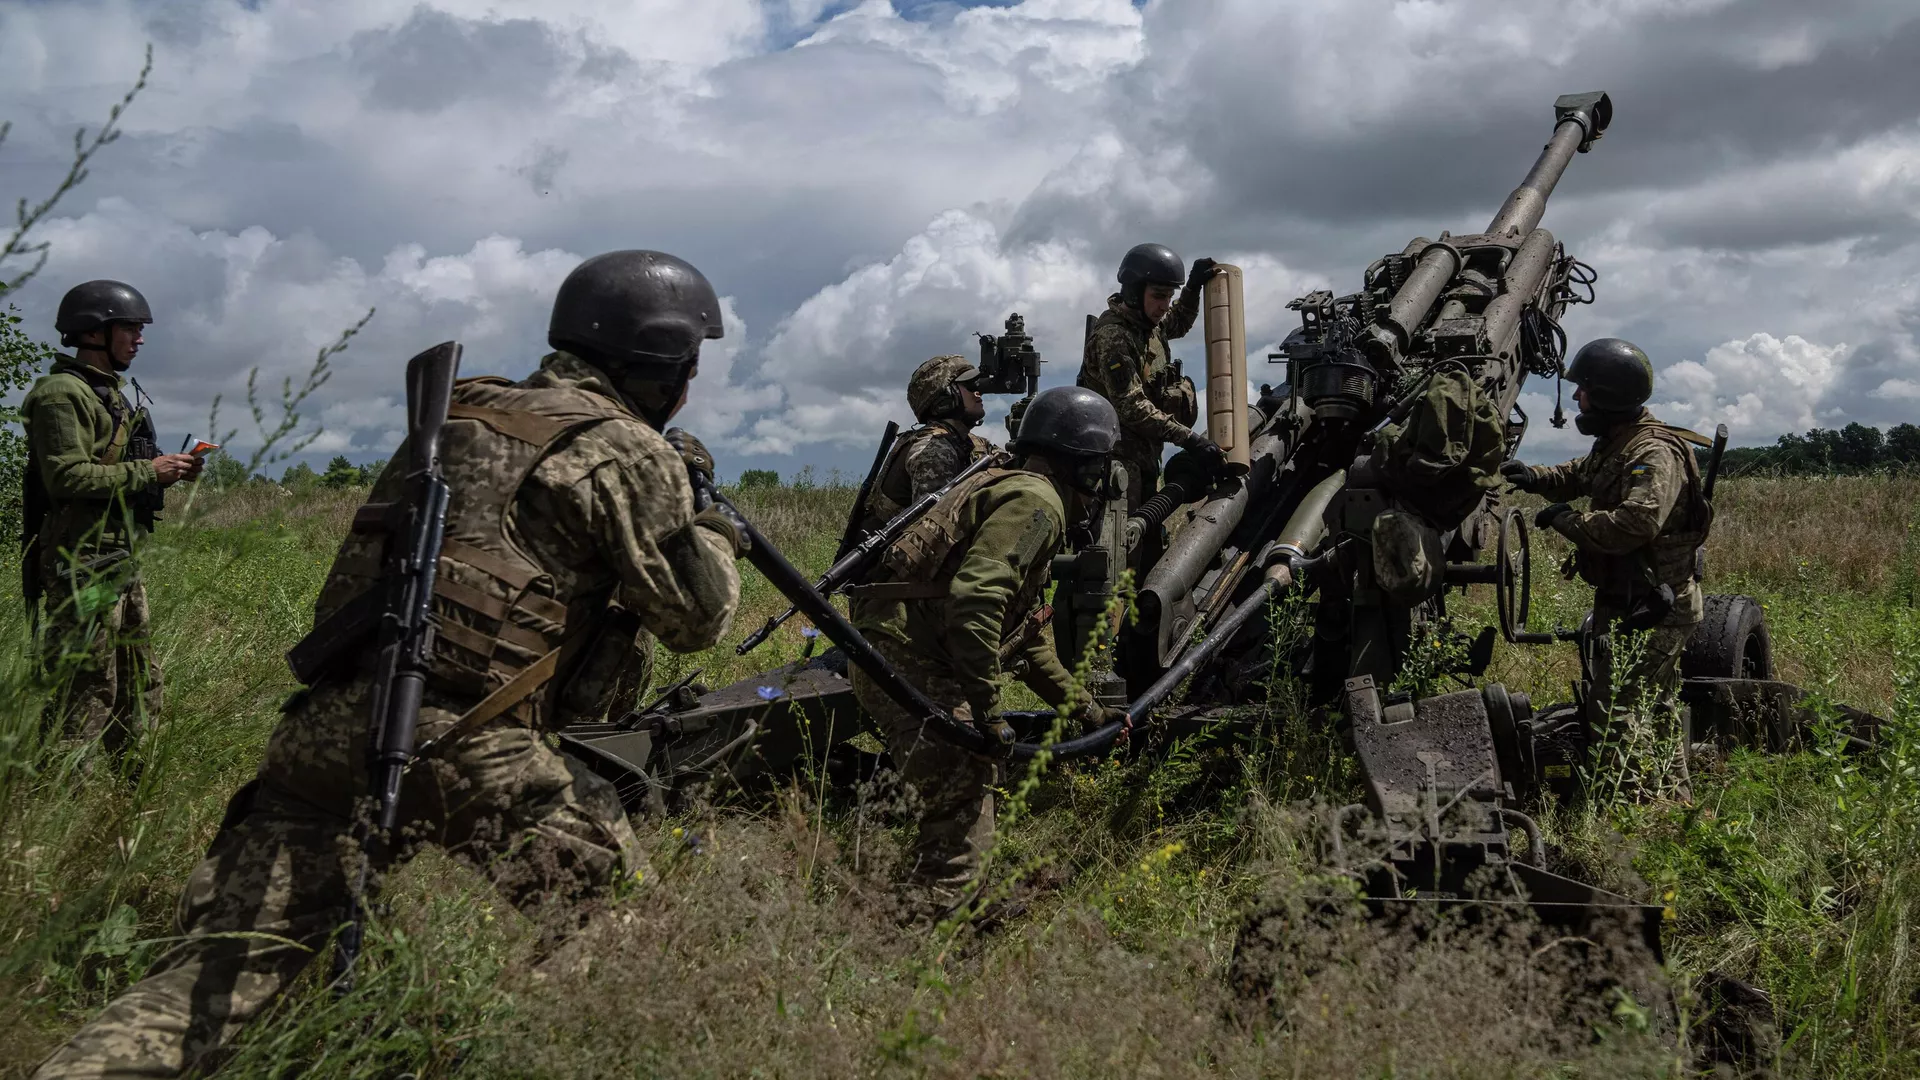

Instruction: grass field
[1,474,1915,1078]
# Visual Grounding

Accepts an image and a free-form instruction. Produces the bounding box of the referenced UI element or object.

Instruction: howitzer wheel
[1682,594,1774,681]
[1495,507,1537,643]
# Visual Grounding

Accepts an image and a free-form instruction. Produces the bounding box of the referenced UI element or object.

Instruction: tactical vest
[312,376,634,718]
[1579,420,1714,593]
[856,467,1057,655]
[861,420,992,532]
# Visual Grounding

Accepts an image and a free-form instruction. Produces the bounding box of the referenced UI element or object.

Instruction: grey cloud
[7,0,1920,478]
[350,7,573,113]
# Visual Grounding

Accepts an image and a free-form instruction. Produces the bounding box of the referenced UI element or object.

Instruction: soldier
[1078,243,1227,514]
[21,280,203,761]
[1501,338,1711,799]
[33,251,745,1079]
[857,354,995,534]
[848,386,1129,917]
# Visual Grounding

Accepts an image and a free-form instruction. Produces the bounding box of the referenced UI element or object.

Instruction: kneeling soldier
[34,251,745,1079]
[849,386,1129,916]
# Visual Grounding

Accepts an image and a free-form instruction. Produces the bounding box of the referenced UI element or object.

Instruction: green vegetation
[0,472,1913,1077]
[1715,420,1920,478]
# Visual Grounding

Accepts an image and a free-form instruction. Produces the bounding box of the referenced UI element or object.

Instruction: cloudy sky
[3,0,1916,477]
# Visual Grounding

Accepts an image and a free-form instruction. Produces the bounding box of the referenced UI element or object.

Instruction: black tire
[1682,594,1774,680]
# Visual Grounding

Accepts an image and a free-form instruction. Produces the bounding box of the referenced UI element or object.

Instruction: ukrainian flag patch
[1630,463,1652,476]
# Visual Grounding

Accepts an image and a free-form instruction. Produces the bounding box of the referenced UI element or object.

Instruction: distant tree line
[1714,421,1920,477]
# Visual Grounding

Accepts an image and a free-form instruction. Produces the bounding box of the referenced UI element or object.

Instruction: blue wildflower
[757,686,783,701]
[801,627,820,639]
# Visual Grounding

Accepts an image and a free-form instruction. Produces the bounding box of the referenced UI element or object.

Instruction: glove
[969,696,1015,748]
[1076,701,1130,737]
[1189,257,1220,284]
[1534,502,1574,531]
[664,428,715,493]
[1499,459,1535,492]
[1182,432,1229,474]
[692,503,751,557]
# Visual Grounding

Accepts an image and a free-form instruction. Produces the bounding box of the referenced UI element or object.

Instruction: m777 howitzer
[557,92,1627,799]
[559,90,1878,846]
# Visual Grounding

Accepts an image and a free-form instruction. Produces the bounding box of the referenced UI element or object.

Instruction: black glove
[1182,433,1229,475]
[1534,502,1574,531]
[692,503,751,557]
[1189,257,1220,284]
[664,428,715,493]
[1499,459,1535,492]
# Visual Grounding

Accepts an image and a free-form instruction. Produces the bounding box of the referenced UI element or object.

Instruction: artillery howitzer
[557,95,1879,996]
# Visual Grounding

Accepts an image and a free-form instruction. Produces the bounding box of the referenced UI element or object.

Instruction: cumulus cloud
[3,0,1919,477]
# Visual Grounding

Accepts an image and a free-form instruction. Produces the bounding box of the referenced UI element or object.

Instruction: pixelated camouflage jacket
[20,356,160,561]
[1526,408,1712,590]
[309,351,739,725]
[852,468,1078,718]
[1077,292,1202,468]
[860,419,995,533]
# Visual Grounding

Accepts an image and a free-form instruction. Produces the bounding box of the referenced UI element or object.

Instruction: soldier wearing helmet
[20,280,203,765]
[37,252,745,1078]
[856,354,995,536]
[1077,243,1227,516]
[1500,337,1713,800]
[849,386,1129,918]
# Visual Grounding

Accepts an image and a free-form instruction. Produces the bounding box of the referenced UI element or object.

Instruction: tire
[1682,594,1774,680]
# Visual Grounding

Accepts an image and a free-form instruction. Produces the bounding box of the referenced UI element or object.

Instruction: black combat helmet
[1011,385,1120,458]
[1117,243,1185,307]
[1566,337,1654,412]
[55,279,152,346]
[549,250,723,377]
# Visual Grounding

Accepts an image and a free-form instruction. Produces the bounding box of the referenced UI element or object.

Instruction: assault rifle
[735,447,1012,655]
[313,341,460,982]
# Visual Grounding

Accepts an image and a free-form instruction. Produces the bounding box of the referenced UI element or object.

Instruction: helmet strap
[1574,406,1633,438]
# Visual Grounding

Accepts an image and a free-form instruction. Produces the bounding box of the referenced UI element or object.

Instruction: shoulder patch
[1009,507,1054,570]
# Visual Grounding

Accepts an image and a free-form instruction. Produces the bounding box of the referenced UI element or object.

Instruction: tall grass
[0,475,1913,1077]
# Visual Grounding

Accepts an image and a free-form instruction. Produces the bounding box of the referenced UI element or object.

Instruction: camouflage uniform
[34,352,740,1080]
[849,468,1079,910]
[1521,409,1711,793]
[858,419,994,535]
[1077,294,1202,510]
[20,356,167,758]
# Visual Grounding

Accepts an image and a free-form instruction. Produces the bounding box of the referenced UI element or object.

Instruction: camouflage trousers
[38,571,161,761]
[1584,581,1704,800]
[33,678,639,1080]
[849,638,995,912]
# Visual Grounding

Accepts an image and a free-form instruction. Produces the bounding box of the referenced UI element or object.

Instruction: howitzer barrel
[1480,226,1559,411]
[1367,240,1461,366]
[1486,92,1612,238]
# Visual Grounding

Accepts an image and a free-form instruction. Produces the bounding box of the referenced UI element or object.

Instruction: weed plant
[0,475,1914,1077]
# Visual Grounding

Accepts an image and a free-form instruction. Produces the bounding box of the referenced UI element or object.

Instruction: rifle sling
[415,644,564,756]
